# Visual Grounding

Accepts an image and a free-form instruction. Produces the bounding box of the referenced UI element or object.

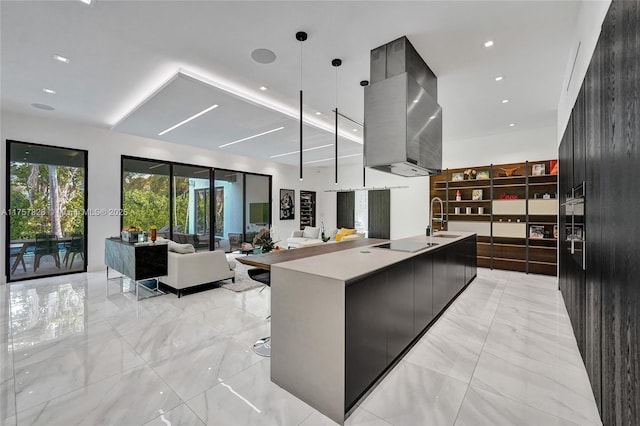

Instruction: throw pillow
[302,226,320,239]
[168,241,195,254]
[335,228,356,242]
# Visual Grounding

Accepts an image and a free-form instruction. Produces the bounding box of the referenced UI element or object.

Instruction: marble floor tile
[300,407,392,426]
[105,300,185,335]
[492,303,574,339]
[186,359,314,426]
[404,329,483,383]
[149,336,263,401]
[1,376,16,422]
[361,361,469,426]
[483,317,584,371]
[428,311,491,347]
[14,365,182,426]
[14,334,144,412]
[12,320,121,366]
[192,305,266,337]
[142,404,205,426]
[455,385,581,426]
[470,351,601,426]
[120,311,222,363]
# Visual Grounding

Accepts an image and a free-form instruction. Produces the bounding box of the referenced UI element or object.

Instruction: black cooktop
[375,241,438,253]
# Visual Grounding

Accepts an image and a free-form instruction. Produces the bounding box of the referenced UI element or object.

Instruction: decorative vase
[150,227,157,243]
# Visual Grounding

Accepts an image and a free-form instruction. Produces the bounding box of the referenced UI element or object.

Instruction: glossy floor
[0,268,601,426]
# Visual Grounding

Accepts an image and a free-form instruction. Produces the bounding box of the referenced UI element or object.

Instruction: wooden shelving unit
[299,190,316,230]
[429,160,558,276]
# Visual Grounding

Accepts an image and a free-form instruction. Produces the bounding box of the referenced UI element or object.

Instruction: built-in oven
[562,182,586,270]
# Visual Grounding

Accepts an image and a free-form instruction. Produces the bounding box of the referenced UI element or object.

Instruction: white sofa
[287,226,364,248]
[160,249,236,297]
[287,226,323,248]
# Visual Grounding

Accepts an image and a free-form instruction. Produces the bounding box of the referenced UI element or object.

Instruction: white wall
[1,111,318,281]
[443,126,558,169]
[556,0,610,142]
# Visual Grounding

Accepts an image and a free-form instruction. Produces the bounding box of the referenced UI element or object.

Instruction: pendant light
[360,80,369,187]
[332,58,342,185]
[296,31,307,181]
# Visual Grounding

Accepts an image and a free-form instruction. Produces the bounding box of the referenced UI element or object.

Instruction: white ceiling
[0,1,580,167]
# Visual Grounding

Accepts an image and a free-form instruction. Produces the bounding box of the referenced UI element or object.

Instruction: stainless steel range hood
[364,36,442,177]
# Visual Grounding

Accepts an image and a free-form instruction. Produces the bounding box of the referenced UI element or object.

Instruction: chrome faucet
[430,197,444,231]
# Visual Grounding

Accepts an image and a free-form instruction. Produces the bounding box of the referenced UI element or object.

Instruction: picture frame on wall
[476,170,490,180]
[529,225,545,239]
[531,163,546,176]
[451,172,464,181]
[279,189,295,220]
[472,189,483,200]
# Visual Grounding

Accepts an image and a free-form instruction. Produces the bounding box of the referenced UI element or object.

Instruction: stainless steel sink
[431,234,460,239]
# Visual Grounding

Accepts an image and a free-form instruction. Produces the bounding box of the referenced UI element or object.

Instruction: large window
[6,141,88,282]
[122,158,170,234]
[121,158,271,253]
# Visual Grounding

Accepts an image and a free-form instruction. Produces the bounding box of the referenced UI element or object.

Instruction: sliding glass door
[245,174,271,245]
[214,169,244,252]
[172,165,212,251]
[6,141,88,282]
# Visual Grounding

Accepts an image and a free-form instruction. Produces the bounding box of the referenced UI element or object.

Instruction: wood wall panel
[368,190,391,239]
[337,191,355,229]
[599,2,640,424]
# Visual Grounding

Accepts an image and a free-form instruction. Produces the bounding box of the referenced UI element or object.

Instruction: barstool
[247,268,271,357]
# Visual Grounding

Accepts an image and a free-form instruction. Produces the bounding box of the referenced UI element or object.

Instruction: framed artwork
[529,225,545,239]
[451,172,464,181]
[279,189,295,220]
[472,189,483,200]
[532,163,546,176]
[476,170,490,180]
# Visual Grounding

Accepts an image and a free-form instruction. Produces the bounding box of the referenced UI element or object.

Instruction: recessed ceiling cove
[113,72,362,166]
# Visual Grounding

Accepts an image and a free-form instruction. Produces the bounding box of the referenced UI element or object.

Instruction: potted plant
[252,228,275,253]
[464,169,477,180]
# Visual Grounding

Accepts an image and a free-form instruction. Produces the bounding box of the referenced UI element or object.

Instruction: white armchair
[160,250,236,297]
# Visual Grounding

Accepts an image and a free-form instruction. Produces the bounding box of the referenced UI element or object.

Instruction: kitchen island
[270,232,477,425]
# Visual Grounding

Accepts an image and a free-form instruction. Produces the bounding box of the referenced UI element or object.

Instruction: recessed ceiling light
[352,129,358,132]
[495,76,503,81]
[52,54,70,64]
[219,126,285,148]
[42,88,56,95]
[158,104,218,136]
[31,103,55,110]
[484,40,494,48]
[502,99,509,104]
[80,0,92,4]
[304,153,362,165]
[270,143,333,159]
[315,112,321,115]
[412,99,419,103]
[509,123,516,127]
[259,86,268,91]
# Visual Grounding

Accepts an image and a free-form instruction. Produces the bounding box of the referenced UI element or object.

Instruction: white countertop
[273,231,476,282]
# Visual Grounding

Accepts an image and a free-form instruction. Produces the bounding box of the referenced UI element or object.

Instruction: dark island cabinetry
[345,235,477,409]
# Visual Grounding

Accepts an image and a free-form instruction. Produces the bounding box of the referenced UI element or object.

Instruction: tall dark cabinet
[559,1,639,424]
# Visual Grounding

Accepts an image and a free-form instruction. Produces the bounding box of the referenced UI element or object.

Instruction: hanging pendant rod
[296,31,307,181]
[332,58,342,186]
[324,186,408,193]
[330,109,363,128]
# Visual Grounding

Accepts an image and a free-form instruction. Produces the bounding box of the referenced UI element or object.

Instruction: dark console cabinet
[345,235,477,410]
